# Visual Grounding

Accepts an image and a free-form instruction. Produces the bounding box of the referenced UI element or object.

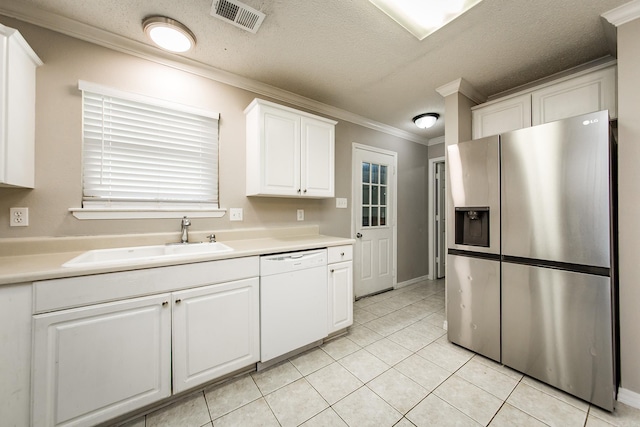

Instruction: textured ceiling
[0,0,628,143]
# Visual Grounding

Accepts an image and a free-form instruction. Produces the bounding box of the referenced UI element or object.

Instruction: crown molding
[602,0,640,27]
[427,136,445,146]
[0,4,429,145]
[436,77,486,104]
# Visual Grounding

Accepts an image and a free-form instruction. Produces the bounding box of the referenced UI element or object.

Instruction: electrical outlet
[229,208,243,221]
[10,207,29,227]
[297,209,304,221]
[336,198,348,208]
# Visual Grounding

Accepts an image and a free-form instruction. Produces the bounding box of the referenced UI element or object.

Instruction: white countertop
[0,230,354,286]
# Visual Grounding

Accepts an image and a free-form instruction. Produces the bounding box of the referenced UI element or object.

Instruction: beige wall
[428,143,445,159]
[0,17,431,283]
[616,16,640,396]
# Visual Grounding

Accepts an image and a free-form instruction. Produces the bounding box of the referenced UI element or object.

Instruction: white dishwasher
[260,249,328,363]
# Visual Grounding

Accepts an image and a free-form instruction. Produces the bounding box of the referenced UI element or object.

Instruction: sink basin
[62,242,234,268]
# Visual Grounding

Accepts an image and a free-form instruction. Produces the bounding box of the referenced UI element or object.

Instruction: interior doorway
[428,156,446,279]
[352,144,397,299]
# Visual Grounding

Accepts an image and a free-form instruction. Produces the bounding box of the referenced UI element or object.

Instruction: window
[361,161,388,227]
[72,81,222,219]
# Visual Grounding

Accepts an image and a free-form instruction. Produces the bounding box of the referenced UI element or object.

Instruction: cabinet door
[471,94,532,139]
[532,66,616,125]
[260,106,301,196]
[32,294,171,427]
[301,117,335,197]
[328,261,353,334]
[172,278,259,393]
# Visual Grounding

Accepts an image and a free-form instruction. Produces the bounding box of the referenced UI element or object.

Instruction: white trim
[618,387,640,410]
[602,0,640,27]
[428,156,445,280]
[351,143,398,295]
[70,208,226,220]
[0,3,428,145]
[78,80,219,119]
[395,275,430,289]
[436,78,487,104]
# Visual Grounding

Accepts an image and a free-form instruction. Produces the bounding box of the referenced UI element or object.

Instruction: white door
[261,106,301,196]
[436,161,446,278]
[32,294,172,427]
[328,260,354,333]
[172,278,260,394]
[353,145,396,298]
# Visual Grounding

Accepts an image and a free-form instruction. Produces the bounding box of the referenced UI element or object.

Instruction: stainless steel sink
[62,242,234,268]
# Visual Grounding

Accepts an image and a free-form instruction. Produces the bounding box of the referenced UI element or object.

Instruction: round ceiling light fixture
[412,113,440,129]
[143,16,196,53]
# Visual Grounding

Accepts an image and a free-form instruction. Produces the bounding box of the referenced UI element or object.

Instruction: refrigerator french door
[500,110,617,411]
[446,135,501,363]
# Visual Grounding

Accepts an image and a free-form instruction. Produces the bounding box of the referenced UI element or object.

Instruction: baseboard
[395,275,430,289]
[442,320,448,331]
[618,387,640,409]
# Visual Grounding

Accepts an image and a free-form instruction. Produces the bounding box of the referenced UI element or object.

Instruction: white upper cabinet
[0,24,42,188]
[472,64,616,139]
[531,66,616,125]
[472,94,532,139]
[245,99,336,198]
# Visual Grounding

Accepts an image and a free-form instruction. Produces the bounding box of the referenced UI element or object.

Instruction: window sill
[69,207,227,220]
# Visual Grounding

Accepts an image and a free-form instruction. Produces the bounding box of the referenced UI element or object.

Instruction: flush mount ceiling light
[413,113,439,129]
[369,0,483,40]
[143,16,196,53]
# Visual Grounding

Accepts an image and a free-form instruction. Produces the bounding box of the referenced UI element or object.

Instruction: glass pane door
[362,162,388,228]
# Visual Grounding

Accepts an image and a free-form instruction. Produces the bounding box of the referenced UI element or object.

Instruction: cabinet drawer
[328,245,353,263]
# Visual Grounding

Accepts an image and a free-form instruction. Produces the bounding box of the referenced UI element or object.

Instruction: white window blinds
[79,81,219,209]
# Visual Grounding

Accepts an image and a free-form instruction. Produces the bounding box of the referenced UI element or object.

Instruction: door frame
[428,156,445,280]
[351,143,398,294]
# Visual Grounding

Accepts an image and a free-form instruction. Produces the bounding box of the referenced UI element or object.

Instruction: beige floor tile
[406,394,481,427]
[321,336,361,360]
[405,318,447,341]
[489,403,547,426]
[471,354,523,381]
[339,349,390,383]
[306,362,363,405]
[387,326,438,352]
[333,386,402,427]
[507,382,588,427]
[299,407,349,427]
[117,417,145,427]
[434,375,503,425]
[365,301,399,317]
[289,347,334,376]
[146,392,211,427]
[589,401,640,427]
[393,418,418,427]
[417,340,473,373]
[424,311,445,328]
[204,375,262,420]
[395,354,451,392]
[251,361,302,395]
[346,324,384,347]
[354,307,378,324]
[264,378,328,427]
[365,338,413,366]
[213,397,279,427]
[455,358,519,400]
[365,315,406,336]
[367,368,428,414]
[586,415,617,427]
[521,376,590,411]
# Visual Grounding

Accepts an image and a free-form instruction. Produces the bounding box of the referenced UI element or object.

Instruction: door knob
[356,233,362,238]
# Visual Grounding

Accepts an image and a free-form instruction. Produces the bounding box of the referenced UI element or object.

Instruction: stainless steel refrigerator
[446,110,618,411]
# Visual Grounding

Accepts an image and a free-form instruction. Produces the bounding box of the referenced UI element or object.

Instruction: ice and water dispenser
[454,207,490,247]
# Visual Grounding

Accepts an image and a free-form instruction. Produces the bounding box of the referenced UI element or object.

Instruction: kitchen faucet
[180,216,191,243]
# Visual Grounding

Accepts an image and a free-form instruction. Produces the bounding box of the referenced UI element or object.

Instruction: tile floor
[120,279,640,427]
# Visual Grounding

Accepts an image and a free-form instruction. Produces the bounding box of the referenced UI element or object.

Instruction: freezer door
[446,254,500,362]
[501,110,611,268]
[502,262,615,411]
[447,135,500,255]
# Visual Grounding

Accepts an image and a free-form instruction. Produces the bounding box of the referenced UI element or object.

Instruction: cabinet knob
[162,301,168,307]
[175,299,182,304]
[340,252,345,256]
[297,189,301,193]
[330,269,335,273]
[303,189,307,193]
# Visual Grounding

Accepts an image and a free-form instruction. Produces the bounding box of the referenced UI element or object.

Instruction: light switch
[229,208,243,221]
[336,198,348,208]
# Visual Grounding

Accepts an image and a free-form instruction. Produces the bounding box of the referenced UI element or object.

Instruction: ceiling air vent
[210,0,266,33]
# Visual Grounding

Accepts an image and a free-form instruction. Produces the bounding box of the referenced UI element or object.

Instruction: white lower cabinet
[327,245,354,334]
[31,260,260,427]
[32,293,172,427]
[172,278,259,393]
